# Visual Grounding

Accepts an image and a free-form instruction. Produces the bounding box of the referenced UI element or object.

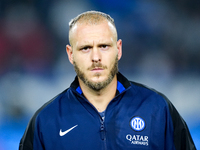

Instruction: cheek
[107,54,118,65]
[73,56,88,69]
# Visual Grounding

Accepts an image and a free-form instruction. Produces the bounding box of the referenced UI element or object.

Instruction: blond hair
[68,11,117,45]
[69,10,116,31]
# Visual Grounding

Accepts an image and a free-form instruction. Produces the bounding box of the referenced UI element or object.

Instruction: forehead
[70,21,117,44]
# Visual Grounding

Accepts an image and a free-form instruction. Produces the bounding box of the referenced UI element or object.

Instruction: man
[19,11,196,150]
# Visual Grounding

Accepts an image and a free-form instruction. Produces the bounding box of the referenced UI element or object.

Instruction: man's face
[67,21,122,91]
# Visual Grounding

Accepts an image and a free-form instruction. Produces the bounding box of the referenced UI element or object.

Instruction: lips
[91,67,104,71]
[92,67,103,70]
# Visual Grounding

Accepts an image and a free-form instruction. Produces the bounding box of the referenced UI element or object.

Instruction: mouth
[91,67,104,71]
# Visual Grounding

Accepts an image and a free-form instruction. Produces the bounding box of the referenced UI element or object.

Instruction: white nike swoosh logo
[59,125,78,136]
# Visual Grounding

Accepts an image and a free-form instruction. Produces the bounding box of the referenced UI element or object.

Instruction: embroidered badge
[130,116,146,132]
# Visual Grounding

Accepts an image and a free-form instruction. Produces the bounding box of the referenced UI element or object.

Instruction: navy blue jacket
[19,72,196,150]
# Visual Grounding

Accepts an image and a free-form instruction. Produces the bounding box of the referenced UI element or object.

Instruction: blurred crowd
[0,0,200,149]
[0,0,200,76]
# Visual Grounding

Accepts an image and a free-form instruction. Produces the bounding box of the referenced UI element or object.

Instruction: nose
[92,59,101,63]
[91,48,101,63]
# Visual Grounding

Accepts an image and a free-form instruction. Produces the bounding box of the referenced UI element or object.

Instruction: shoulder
[38,88,68,112]
[129,81,170,105]
[19,88,69,149]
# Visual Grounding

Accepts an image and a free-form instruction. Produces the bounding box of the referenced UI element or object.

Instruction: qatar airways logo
[126,134,148,146]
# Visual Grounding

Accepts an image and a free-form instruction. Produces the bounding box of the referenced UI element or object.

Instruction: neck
[78,76,117,112]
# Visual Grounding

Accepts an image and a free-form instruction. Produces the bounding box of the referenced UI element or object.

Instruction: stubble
[73,55,118,91]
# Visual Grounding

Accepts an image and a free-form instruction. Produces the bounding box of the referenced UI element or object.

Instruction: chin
[91,77,104,82]
[92,74,107,81]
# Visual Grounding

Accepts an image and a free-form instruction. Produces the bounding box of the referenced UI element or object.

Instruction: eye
[80,46,91,52]
[100,45,109,50]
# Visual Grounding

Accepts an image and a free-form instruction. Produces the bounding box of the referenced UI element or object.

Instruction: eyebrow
[97,42,113,46]
[77,41,113,49]
[78,45,92,50]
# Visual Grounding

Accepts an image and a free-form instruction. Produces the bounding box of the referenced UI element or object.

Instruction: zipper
[100,118,106,140]
[100,116,107,150]
[74,90,107,141]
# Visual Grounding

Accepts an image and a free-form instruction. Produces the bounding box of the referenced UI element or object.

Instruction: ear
[117,39,122,60]
[66,45,73,64]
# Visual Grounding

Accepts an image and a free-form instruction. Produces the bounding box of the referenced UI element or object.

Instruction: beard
[73,55,118,91]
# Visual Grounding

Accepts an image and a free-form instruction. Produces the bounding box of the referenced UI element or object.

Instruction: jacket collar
[70,72,131,95]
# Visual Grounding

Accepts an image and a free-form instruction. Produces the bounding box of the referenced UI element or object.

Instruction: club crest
[130,116,146,132]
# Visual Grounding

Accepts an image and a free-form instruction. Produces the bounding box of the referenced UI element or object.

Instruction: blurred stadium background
[0,0,200,149]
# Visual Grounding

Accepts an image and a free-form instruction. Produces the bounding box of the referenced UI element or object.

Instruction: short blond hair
[69,10,116,31]
[68,11,117,45]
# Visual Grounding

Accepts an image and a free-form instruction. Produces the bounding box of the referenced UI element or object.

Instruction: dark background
[0,0,199,149]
